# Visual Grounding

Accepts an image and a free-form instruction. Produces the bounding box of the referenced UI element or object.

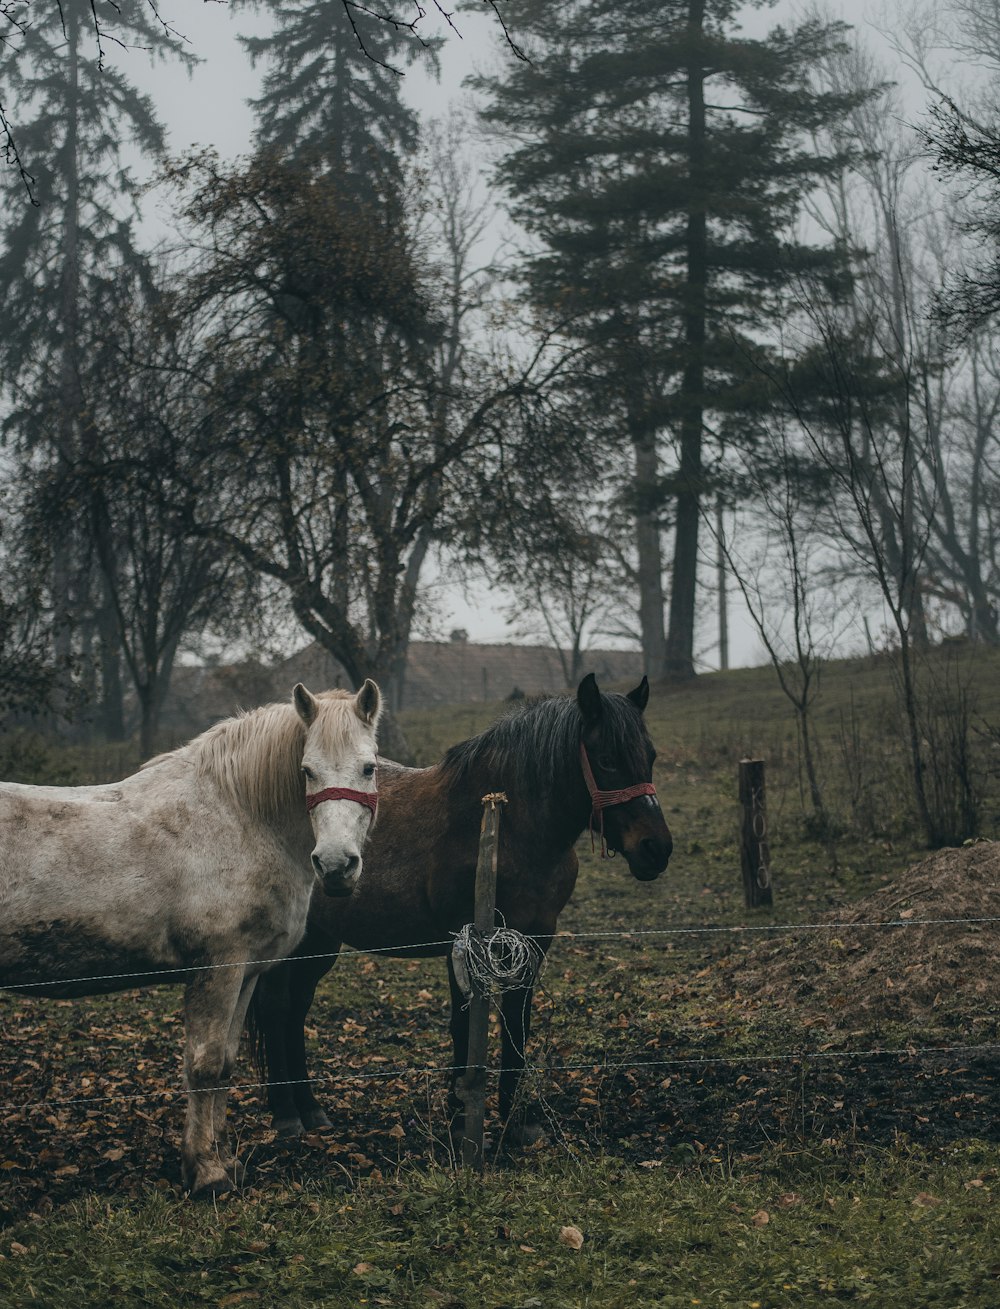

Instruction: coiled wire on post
[451,919,544,1003]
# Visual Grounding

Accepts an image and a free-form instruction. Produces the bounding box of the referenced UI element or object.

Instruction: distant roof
[162,639,644,736]
[273,640,644,709]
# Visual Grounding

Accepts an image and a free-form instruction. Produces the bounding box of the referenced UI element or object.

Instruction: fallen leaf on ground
[559,1224,585,1249]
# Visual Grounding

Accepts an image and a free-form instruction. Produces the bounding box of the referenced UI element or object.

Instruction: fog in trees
[0,0,193,736]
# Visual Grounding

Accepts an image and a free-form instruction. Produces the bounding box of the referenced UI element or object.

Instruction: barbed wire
[1,914,995,995]
[1,1040,996,1117]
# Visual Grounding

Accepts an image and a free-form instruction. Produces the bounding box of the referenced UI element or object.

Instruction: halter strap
[306,786,378,820]
[579,739,657,858]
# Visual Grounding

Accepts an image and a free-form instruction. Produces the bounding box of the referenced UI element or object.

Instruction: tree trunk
[375,707,415,766]
[139,686,160,761]
[98,599,126,741]
[895,632,939,846]
[716,493,728,671]
[665,0,707,682]
[798,705,828,828]
[52,6,82,711]
[632,423,667,679]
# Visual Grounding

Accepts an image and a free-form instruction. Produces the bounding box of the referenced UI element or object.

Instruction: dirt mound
[720,840,1000,1030]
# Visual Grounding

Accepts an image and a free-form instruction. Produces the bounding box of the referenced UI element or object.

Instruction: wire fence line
[1,915,996,1120]
[2,1041,998,1117]
[0,913,995,994]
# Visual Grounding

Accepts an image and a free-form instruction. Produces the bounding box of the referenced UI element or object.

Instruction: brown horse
[248,673,672,1144]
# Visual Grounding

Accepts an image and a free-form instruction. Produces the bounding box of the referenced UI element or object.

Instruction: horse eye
[363,762,376,778]
[302,766,315,782]
[599,755,616,771]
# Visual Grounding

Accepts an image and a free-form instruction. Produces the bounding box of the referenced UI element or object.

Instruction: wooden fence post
[739,758,773,909]
[456,792,506,1170]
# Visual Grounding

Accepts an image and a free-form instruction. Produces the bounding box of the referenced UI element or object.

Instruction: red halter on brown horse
[248,672,673,1145]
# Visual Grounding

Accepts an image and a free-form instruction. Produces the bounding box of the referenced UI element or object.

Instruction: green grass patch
[2,1145,999,1307]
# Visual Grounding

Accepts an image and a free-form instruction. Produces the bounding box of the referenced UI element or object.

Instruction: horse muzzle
[623,834,672,882]
[313,851,362,897]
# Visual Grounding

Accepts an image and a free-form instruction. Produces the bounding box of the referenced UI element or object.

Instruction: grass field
[2,646,1000,1306]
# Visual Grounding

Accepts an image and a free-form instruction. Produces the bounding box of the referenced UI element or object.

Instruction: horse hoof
[274,1116,305,1139]
[504,1119,548,1149]
[189,1164,237,1198]
[300,1107,332,1131]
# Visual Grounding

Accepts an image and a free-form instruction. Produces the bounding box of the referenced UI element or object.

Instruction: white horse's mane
[150,691,368,821]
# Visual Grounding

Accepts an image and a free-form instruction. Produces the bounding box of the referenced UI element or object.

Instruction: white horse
[0,680,381,1195]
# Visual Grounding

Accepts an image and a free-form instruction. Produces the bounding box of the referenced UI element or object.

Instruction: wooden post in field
[457,791,506,1170]
[739,758,773,909]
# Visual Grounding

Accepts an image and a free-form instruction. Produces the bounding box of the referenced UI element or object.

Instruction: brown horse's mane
[150,691,365,821]
[439,689,648,801]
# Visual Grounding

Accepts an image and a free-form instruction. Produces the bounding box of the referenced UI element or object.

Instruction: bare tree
[37,270,252,755]
[167,152,569,757]
[707,422,841,839]
[804,28,1000,644]
[502,521,633,687]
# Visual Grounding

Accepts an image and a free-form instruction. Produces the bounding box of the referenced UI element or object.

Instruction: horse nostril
[641,836,670,865]
[313,852,361,880]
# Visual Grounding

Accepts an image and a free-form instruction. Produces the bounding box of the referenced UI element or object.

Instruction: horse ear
[354,678,382,727]
[627,676,650,713]
[576,672,602,725]
[293,683,319,726]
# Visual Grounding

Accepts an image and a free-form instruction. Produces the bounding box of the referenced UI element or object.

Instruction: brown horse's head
[577,673,672,881]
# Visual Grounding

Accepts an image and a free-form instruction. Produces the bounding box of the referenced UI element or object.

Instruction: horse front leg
[253,949,338,1137]
[252,963,303,1138]
[181,967,247,1196]
[498,982,546,1147]
[287,951,340,1131]
[211,972,259,1186]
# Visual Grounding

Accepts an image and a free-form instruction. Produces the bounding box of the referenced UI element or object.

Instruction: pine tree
[0,0,191,734]
[237,0,440,179]
[475,0,869,678]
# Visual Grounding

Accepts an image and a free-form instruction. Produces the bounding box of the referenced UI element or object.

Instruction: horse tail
[244,984,270,1083]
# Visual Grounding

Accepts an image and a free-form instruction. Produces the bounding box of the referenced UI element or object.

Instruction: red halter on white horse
[306,783,378,821]
[579,739,657,857]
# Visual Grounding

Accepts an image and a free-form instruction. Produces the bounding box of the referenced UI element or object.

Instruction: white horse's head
[293,680,382,897]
